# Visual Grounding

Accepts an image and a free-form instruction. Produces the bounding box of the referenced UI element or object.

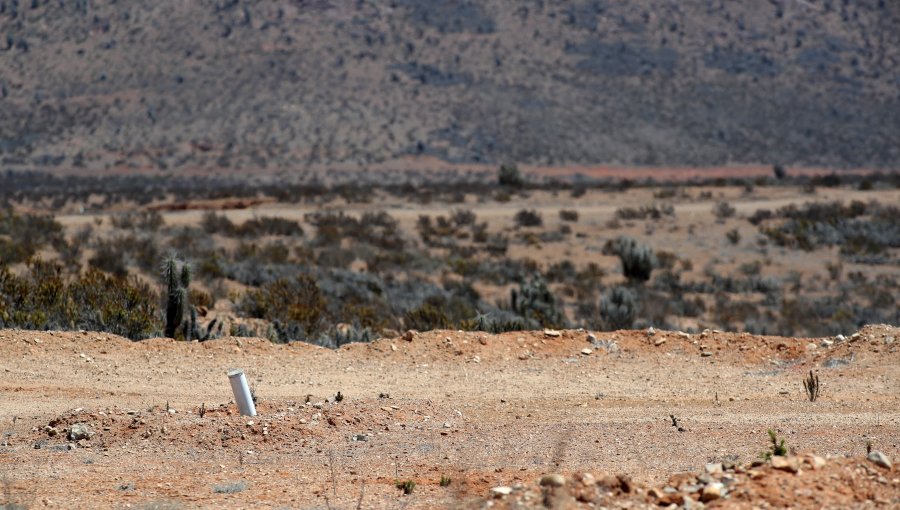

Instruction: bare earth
[0,325,897,509]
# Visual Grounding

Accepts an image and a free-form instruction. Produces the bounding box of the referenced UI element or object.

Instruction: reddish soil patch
[0,325,897,508]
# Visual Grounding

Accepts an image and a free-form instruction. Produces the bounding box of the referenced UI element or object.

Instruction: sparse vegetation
[762,429,788,460]
[395,480,416,495]
[803,370,821,402]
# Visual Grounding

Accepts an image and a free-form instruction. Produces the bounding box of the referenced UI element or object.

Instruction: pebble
[701,482,724,502]
[543,329,561,337]
[540,474,566,487]
[701,351,712,357]
[705,463,723,475]
[68,423,93,441]
[868,451,893,470]
[580,348,593,355]
[809,456,827,469]
[586,333,597,343]
[771,456,800,473]
[490,486,513,497]
[654,338,666,346]
[647,326,655,337]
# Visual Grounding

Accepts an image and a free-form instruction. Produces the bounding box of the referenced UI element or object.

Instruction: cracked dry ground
[0,325,897,509]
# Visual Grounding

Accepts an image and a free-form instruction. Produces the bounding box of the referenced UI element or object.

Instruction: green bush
[0,260,160,339]
[239,274,328,340]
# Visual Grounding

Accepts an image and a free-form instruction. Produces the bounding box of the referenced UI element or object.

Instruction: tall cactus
[163,257,191,339]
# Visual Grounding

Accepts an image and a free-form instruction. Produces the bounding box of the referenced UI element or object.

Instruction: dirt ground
[0,324,897,509]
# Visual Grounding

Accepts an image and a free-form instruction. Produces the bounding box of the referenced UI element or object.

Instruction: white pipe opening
[227,368,257,417]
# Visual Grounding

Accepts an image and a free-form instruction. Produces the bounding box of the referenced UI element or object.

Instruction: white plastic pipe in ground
[227,368,257,416]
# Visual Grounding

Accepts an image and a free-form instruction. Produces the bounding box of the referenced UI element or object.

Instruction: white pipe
[227,368,257,416]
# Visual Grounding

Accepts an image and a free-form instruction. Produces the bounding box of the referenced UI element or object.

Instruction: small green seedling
[396,480,416,495]
[762,429,787,460]
[439,475,452,487]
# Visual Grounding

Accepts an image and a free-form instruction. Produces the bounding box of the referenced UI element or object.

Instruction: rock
[809,456,827,469]
[654,338,666,346]
[580,348,593,355]
[490,486,512,497]
[701,351,713,357]
[868,451,892,470]
[586,333,597,343]
[834,334,845,342]
[540,474,566,487]
[677,331,691,338]
[821,339,834,347]
[701,482,724,502]
[647,326,655,337]
[657,491,684,506]
[44,426,58,437]
[683,496,706,509]
[704,463,723,475]
[67,423,93,441]
[543,329,561,337]
[403,330,416,342]
[771,456,800,473]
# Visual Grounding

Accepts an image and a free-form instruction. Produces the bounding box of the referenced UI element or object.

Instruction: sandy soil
[0,325,897,509]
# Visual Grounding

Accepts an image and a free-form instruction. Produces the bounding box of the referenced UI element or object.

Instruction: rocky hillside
[1,0,898,174]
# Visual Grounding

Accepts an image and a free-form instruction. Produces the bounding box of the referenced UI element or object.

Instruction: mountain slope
[1,0,898,173]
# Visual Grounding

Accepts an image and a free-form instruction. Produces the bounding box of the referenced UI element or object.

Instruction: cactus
[511,273,565,329]
[600,286,638,330]
[163,256,191,339]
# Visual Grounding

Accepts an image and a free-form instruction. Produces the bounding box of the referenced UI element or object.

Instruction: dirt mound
[482,453,898,509]
[0,325,897,508]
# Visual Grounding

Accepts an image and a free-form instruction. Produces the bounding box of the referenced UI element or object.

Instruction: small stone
[580,348,593,355]
[701,482,724,502]
[683,496,706,509]
[490,486,513,497]
[658,492,685,506]
[771,456,800,473]
[44,426,58,437]
[701,351,713,357]
[868,451,893,470]
[677,331,691,338]
[834,334,845,342]
[821,339,834,347]
[586,333,597,343]
[705,463,723,475]
[654,338,666,346]
[403,330,416,342]
[443,422,451,428]
[390,343,397,351]
[543,329,561,337]
[67,424,93,441]
[540,474,566,487]
[809,456,827,469]
[647,326,655,337]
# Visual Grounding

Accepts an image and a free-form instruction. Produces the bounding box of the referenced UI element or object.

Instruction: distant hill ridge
[1,0,898,174]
